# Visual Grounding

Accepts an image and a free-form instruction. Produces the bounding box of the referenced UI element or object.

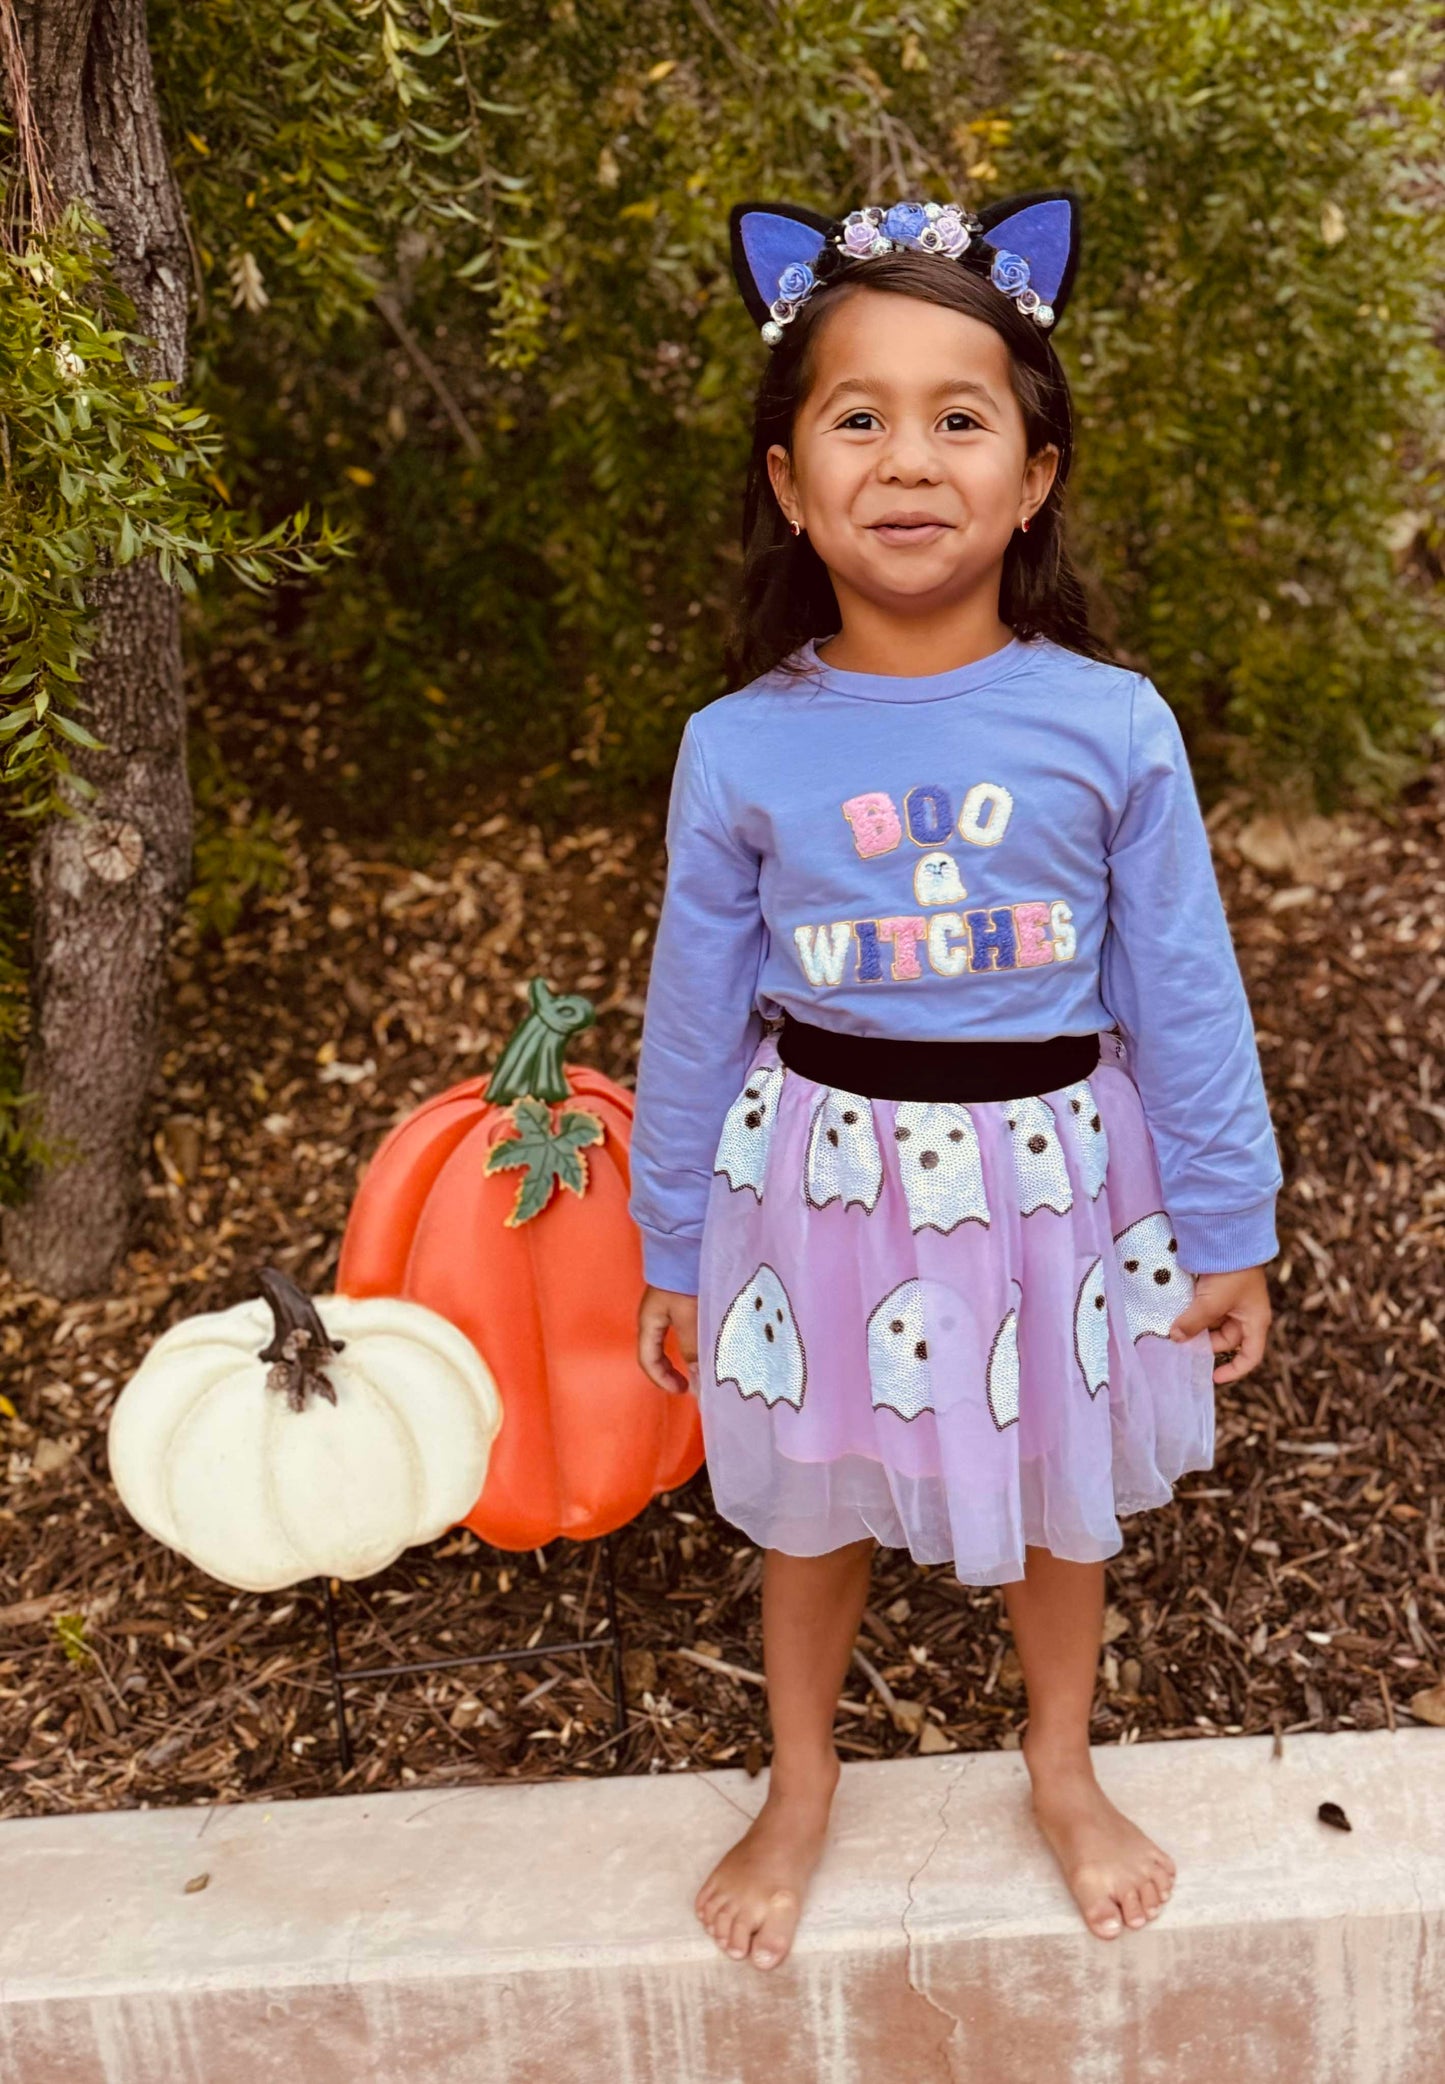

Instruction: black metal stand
[318,1531,631,1780]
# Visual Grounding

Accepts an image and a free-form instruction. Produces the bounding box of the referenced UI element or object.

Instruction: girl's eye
[943,411,981,432]
[839,410,878,429]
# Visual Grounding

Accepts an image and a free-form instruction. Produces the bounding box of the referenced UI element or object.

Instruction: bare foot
[1022,1733,1177,1940]
[695,1756,840,1970]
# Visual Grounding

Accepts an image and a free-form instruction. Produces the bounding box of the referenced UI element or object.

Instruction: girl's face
[767,286,1059,618]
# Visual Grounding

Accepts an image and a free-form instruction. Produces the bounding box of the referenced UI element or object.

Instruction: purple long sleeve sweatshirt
[627,632,1283,1294]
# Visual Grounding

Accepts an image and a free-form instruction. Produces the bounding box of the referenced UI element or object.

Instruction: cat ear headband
[728,189,1081,346]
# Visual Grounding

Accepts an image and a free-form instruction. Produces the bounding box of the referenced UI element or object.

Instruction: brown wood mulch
[3,687,1445,1818]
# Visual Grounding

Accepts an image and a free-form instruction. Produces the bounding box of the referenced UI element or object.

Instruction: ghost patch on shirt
[714,1263,807,1409]
[1074,1256,1110,1399]
[865,1278,939,1421]
[804,1087,883,1213]
[913,850,967,907]
[713,1062,785,1200]
[1001,1094,1073,1215]
[1113,1212,1195,1343]
[892,1101,989,1235]
[1061,1079,1108,1199]
[986,1282,1022,1430]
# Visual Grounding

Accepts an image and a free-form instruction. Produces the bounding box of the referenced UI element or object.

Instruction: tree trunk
[1,0,192,1297]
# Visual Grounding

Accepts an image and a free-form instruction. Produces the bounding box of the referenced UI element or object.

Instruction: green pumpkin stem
[257,1266,345,1413]
[485,975,597,1105]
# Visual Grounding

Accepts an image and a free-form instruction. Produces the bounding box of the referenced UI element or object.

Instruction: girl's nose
[878,438,943,482]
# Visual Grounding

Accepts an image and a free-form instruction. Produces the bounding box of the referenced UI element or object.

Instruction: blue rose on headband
[881,202,929,247]
[989,250,1032,296]
[776,260,816,304]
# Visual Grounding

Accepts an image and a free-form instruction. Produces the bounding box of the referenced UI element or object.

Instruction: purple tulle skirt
[692,1026,1215,1587]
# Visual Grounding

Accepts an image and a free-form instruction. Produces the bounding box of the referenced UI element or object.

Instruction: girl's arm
[1101,676,1284,1277]
[628,711,767,1296]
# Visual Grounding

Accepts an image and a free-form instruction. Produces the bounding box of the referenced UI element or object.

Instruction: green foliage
[1002,0,1445,804]
[0,184,347,822]
[184,738,298,943]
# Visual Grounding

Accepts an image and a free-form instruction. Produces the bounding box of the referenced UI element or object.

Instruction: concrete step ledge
[2,1727,1442,2082]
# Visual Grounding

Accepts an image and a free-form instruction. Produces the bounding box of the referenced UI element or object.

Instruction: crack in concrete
[900,1761,971,2076]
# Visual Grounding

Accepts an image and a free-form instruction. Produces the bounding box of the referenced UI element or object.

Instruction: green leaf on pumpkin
[483,1095,605,1227]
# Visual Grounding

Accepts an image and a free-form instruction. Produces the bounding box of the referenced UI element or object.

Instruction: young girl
[629,190,1280,1972]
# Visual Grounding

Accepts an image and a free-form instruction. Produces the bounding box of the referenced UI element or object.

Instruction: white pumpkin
[107,1268,503,1593]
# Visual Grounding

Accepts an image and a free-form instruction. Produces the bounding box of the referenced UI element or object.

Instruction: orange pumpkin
[336,977,702,1549]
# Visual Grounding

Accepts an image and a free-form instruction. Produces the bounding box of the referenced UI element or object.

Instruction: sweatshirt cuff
[1171,1198,1279,1276]
[639,1229,702,1296]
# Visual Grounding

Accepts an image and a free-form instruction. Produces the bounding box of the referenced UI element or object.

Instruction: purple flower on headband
[989,249,1031,297]
[842,215,878,256]
[881,202,930,247]
[933,209,971,257]
[776,259,816,304]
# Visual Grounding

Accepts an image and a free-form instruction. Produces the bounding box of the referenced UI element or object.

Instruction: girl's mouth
[869,520,952,546]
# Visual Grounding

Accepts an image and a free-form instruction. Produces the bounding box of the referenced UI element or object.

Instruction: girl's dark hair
[722,249,1118,690]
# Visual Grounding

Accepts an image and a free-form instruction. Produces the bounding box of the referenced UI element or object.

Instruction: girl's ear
[976,190,1082,322]
[729,202,838,330]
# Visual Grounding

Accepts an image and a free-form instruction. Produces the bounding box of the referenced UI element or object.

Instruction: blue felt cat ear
[729,202,838,331]
[976,190,1082,323]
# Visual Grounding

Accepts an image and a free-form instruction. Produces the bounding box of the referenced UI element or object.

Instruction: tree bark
[1,0,192,1296]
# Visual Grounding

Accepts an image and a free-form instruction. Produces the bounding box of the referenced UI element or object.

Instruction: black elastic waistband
[775,1011,1101,1104]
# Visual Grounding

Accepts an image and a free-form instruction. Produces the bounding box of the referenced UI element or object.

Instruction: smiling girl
[627,193,1282,1973]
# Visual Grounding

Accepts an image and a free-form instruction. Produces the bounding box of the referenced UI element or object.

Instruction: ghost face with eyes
[866,1278,943,1420]
[892,1102,990,1235]
[1113,1211,1194,1342]
[713,1062,785,1199]
[1001,1095,1073,1215]
[1060,1079,1108,1199]
[1074,1255,1110,1398]
[714,1263,807,1408]
[804,1087,883,1213]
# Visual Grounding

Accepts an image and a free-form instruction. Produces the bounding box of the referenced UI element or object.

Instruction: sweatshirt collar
[790,631,1031,703]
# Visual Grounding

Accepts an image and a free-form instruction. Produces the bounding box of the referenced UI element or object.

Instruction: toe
[1120,1886,1147,1930]
[724,1907,756,1960]
[750,1887,801,1971]
[1085,1893,1122,1939]
[1139,1876,1163,1919]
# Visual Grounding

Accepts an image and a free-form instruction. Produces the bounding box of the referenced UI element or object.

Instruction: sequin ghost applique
[1001,1094,1073,1215]
[865,1277,937,1421]
[892,1101,989,1235]
[1061,1079,1109,1199]
[986,1281,1022,1429]
[1073,1255,1110,1398]
[1113,1212,1194,1343]
[713,1063,785,1200]
[804,1087,884,1213]
[714,1263,807,1408]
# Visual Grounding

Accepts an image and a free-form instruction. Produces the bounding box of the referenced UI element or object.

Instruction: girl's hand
[638,1284,700,1397]
[1167,1266,1272,1384]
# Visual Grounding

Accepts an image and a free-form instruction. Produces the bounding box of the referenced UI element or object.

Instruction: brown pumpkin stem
[256,1266,346,1413]
[484,976,596,1105]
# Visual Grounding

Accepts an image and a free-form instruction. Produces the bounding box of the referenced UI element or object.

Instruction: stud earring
[790,520,803,538]
[1020,515,1031,534]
